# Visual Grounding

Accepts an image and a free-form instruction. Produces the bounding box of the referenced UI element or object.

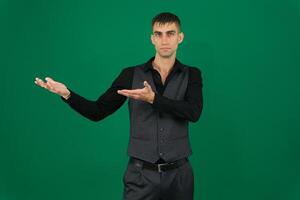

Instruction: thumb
[144,81,153,92]
[144,81,151,88]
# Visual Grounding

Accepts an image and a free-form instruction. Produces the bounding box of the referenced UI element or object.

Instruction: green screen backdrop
[1,0,300,199]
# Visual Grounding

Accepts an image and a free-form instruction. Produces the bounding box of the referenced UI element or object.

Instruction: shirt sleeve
[152,67,203,122]
[61,67,133,121]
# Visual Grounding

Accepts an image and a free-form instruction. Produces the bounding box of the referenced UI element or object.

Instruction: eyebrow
[153,30,177,34]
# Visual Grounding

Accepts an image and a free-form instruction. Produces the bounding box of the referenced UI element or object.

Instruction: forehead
[152,22,179,32]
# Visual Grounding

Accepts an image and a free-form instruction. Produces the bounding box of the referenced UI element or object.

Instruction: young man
[35,12,203,200]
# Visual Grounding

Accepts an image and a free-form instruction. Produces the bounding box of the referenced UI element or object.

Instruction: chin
[158,52,174,58]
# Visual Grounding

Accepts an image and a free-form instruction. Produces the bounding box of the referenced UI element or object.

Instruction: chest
[151,70,172,95]
[130,66,189,102]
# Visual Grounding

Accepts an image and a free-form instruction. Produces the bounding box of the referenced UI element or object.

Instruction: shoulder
[116,66,135,79]
[116,63,146,83]
[120,62,148,76]
[121,63,145,73]
[183,64,201,72]
[120,66,135,73]
[181,64,203,85]
[181,64,202,76]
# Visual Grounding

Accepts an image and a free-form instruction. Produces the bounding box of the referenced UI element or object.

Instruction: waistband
[129,157,188,173]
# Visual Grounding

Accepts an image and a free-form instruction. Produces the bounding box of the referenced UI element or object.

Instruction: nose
[161,34,169,44]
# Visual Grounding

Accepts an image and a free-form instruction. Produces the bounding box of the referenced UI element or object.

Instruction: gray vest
[127,64,192,163]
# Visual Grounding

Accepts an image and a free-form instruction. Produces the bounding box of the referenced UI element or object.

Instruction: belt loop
[136,160,143,169]
[130,157,144,169]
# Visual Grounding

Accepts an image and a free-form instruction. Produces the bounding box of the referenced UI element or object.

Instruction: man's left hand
[117,81,155,104]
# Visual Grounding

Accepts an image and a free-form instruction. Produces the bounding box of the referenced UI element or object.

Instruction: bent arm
[152,67,203,122]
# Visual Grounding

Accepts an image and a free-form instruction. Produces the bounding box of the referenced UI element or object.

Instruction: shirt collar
[143,57,184,73]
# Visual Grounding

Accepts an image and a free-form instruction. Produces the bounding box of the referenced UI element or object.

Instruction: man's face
[151,22,184,58]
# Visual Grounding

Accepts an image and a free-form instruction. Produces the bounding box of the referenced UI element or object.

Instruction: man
[35,12,203,200]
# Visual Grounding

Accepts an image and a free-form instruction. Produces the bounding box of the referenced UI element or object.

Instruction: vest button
[160,128,164,131]
[159,152,163,156]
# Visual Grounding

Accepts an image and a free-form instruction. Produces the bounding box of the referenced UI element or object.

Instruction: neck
[152,53,176,74]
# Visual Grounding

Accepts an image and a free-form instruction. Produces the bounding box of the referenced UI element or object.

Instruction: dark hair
[151,12,181,31]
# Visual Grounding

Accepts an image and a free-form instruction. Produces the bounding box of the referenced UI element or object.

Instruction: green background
[1,0,300,199]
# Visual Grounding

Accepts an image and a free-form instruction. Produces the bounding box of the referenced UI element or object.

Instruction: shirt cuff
[60,90,75,104]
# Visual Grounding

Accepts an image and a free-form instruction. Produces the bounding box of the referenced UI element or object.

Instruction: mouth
[160,48,171,50]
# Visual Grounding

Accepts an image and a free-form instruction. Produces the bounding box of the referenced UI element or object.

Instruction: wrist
[62,90,71,100]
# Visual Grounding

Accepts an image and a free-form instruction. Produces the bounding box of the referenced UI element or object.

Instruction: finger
[120,92,140,99]
[118,89,136,93]
[35,77,43,84]
[118,90,140,98]
[129,94,140,99]
[46,81,54,90]
[118,89,142,96]
[118,89,144,93]
[45,77,55,83]
[117,90,130,97]
[118,91,130,98]
[35,78,47,88]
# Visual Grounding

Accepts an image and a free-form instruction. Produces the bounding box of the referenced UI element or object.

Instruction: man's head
[151,12,184,58]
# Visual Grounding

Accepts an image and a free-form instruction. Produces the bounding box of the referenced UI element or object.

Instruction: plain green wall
[1,0,300,199]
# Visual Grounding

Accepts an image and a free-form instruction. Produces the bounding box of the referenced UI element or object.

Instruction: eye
[167,32,176,36]
[154,32,161,37]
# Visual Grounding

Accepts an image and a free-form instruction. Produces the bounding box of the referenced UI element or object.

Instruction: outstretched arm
[34,67,133,121]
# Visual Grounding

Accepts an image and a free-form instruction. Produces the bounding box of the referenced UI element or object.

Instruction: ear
[178,32,184,44]
[150,34,155,45]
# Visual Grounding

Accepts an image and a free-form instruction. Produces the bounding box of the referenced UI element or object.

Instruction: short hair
[151,12,181,31]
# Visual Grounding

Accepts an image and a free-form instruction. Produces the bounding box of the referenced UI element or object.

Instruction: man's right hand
[35,77,71,100]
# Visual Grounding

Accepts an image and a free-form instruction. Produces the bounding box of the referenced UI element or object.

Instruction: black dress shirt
[62,57,203,123]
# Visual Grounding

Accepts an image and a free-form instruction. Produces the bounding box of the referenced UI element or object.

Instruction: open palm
[35,77,70,99]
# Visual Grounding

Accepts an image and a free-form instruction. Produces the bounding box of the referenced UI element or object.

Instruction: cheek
[153,41,161,48]
[171,40,179,48]
[151,37,158,45]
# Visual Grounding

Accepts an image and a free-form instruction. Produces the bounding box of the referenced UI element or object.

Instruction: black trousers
[123,158,194,200]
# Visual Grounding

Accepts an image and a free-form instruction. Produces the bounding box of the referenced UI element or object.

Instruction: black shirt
[62,57,203,123]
